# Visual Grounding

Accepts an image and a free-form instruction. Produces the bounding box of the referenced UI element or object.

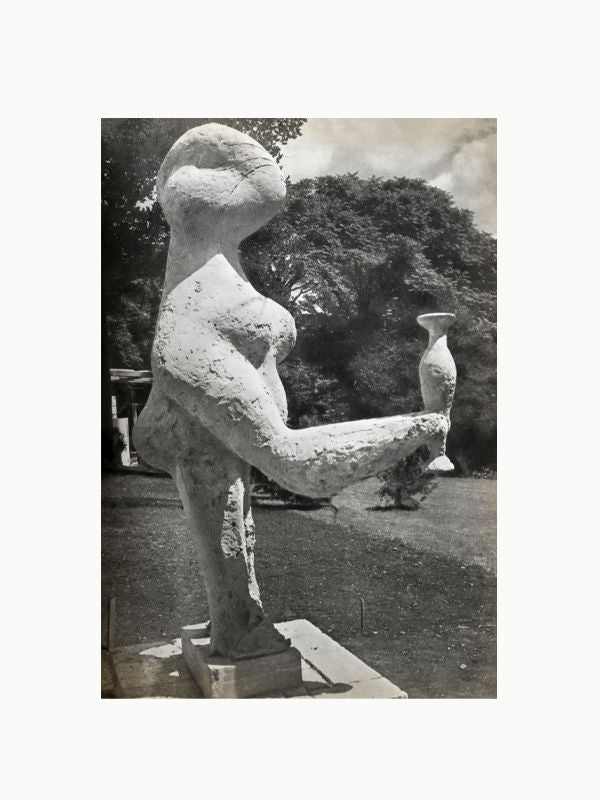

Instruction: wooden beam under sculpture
[133,123,456,661]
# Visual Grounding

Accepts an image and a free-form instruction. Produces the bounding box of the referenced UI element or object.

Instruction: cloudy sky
[279,118,496,235]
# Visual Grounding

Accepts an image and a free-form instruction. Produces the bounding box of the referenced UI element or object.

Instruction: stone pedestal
[182,619,407,699]
[181,622,303,699]
[107,619,408,699]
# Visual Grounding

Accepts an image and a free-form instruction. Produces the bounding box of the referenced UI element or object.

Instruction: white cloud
[279,118,496,235]
[429,132,497,234]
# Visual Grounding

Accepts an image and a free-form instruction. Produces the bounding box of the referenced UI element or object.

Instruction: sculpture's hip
[133,386,244,480]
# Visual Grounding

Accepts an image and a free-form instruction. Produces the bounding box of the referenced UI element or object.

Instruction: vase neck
[427,331,447,348]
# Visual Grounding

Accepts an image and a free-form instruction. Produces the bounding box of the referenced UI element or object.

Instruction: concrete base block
[273,620,407,699]
[108,639,202,698]
[181,619,407,699]
[181,622,303,699]
[108,619,408,699]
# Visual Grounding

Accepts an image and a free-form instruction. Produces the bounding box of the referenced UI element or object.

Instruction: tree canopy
[242,174,496,472]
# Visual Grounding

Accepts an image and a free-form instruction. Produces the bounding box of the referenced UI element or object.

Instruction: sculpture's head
[157,123,286,245]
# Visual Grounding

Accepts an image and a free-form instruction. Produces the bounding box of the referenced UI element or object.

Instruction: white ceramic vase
[417,313,457,471]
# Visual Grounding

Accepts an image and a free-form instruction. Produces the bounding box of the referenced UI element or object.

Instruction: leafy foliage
[242,174,496,472]
[378,447,439,510]
[250,468,328,509]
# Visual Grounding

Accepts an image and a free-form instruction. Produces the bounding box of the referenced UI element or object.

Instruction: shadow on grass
[252,501,330,511]
[102,472,496,698]
[104,497,184,509]
[304,681,352,695]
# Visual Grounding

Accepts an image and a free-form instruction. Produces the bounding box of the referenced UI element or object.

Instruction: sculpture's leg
[173,458,290,660]
[242,480,261,608]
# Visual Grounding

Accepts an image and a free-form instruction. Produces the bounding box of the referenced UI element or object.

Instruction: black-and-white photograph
[8,0,599,794]
[101,118,497,699]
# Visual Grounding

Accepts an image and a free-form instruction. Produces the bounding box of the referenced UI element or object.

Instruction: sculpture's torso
[134,254,296,476]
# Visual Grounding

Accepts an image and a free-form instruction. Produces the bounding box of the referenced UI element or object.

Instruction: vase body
[417,313,457,471]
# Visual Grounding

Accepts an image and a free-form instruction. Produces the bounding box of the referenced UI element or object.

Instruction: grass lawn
[296,476,496,573]
[102,473,496,698]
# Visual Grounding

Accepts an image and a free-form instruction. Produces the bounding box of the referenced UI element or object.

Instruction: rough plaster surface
[134,123,454,659]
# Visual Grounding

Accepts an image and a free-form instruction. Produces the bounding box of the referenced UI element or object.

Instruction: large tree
[242,174,496,472]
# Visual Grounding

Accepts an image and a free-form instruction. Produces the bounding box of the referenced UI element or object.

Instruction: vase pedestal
[427,454,455,472]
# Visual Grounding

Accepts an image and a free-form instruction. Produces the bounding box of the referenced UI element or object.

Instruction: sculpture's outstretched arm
[153,317,448,498]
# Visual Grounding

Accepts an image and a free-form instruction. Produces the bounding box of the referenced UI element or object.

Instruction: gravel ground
[102,473,496,698]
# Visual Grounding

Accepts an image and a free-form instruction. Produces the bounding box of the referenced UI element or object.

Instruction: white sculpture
[134,123,455,660]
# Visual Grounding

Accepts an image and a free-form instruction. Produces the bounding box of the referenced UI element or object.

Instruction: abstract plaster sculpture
[134,123,456,661]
